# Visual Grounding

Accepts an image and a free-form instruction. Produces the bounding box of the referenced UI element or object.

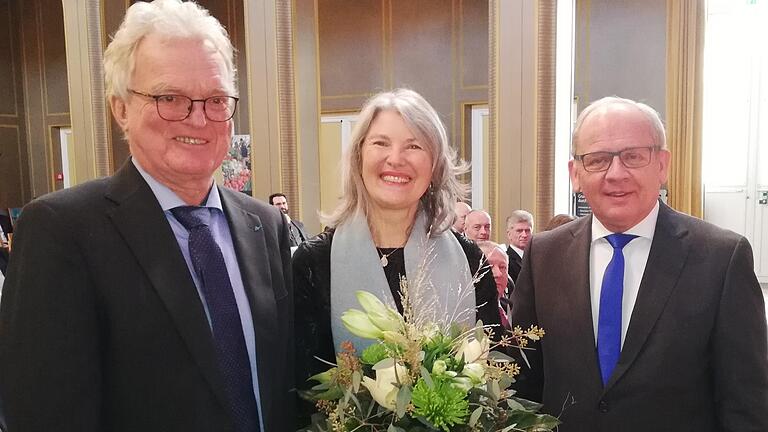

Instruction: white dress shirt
[508,244,524,259]
[590,201,659,347]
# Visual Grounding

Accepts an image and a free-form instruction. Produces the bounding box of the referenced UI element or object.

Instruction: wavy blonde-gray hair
[323,89,468,236]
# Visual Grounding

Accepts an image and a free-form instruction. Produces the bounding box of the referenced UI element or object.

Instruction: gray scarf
[330,209,475,352]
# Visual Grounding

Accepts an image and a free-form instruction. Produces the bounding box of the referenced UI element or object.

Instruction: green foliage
[411,377,469,431]
[361,343,390,365]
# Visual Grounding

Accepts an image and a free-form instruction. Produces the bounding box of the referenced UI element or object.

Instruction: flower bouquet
[299,286,558,432]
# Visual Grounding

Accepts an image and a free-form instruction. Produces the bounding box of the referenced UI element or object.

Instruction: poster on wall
[222,134,252,195]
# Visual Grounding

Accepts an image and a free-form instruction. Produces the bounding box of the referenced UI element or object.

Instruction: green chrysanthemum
[411,377,469,431]
[360,343,389,365]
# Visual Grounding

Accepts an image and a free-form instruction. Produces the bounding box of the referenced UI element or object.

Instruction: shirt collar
[509,244,524,257]
[131,158,222,211]
[591,200,659,242]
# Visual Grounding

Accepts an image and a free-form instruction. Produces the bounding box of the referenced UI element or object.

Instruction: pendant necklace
[376,247,402,267]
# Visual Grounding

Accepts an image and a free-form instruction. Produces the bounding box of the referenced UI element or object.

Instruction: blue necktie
[171,206,260,432]
[597,233,637,386]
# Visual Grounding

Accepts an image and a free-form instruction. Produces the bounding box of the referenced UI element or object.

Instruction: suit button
[598,399,610,413]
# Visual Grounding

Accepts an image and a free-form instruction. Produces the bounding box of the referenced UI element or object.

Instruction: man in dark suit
[0,1,292,431]
[511,97,768,431]
[269,192,309,247]
[504,209,533,283]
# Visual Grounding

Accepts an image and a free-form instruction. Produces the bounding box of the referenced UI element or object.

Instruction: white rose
[360,360,408,410]
[455,337,489,364]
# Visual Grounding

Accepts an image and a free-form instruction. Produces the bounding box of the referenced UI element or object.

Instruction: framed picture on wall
[222,135,252,196]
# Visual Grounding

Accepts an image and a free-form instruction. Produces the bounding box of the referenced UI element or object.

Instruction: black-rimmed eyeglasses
[574,146,660,172]
[128,89,238,122]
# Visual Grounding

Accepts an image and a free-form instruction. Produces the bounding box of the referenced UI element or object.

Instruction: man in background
[464,209,492,242]
[270,192,309,247]
[477,241,512,330]
[511,96,767,430]
[452,201,472,234]
[505,210,533,282]
[0,1,293,430]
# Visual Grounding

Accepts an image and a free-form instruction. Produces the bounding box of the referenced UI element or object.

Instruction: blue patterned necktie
[597,233,638,386]
[171,206,260,432]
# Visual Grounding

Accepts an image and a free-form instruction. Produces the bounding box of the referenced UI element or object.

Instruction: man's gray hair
[476,241,508,263]
[571,96,666,155]
[104,0,237,101]
[506,210,534,230]
[322,88,468,236]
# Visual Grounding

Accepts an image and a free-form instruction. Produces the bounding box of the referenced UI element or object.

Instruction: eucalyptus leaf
[519,347,532,368]
[373,357,396,370]
[469,406,483,427]
[396,384,412,418]
[474,325,485,342]
[488,350,515,362]
[506,398,526,411]
[352,370,361,393]
[419,366,434,389]
[489,380,501,401]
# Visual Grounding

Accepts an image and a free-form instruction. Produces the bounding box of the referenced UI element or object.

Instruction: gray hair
[506,209,534,229]
[571,96,666,155]
[322,89,468,236]
[104,0,237,101]
[476,241,508,263]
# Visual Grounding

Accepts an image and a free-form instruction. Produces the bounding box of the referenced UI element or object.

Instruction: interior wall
[317,0,488,151]
[0,0,29,208]
[575,0,666,119]
[0,0,71,205]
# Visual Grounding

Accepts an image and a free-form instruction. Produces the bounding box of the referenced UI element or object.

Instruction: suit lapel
[104,163,231,410]
[219,189,280,427]
[605,203,689,390]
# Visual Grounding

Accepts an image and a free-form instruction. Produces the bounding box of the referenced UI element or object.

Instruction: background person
[464,209,492,242]
[0,1,293,430]
[477,241,513,330]
[543,213,576,231]
[505,210,533,282]
[269,192,309,247]
[511,96,768,431]
[452,201,472,234]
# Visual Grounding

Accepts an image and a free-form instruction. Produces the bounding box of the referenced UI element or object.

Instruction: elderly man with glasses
[0,1,293,431]
[510,96,768,431]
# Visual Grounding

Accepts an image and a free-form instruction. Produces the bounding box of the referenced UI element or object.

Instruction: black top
[292,228,501,421]
[376,247,406,313]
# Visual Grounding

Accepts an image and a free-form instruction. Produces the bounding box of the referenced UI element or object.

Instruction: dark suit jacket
[510,202,768,432]
[506,246,522,283]
[288,218,309,247]
[0,162,294,432]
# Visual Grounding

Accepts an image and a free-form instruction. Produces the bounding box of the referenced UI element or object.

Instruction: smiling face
[111,34,234,190]
[360,110,434,215]
[568,105,670,232]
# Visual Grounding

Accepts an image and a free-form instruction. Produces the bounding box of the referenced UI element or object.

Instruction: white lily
[342,309,384,339]
[356,291,403,332]
[360,360,408,410]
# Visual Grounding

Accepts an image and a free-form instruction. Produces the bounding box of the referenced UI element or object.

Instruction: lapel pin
[253,224,262,232]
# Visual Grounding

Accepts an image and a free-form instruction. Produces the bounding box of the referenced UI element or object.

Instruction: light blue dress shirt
[132,159,263,428]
